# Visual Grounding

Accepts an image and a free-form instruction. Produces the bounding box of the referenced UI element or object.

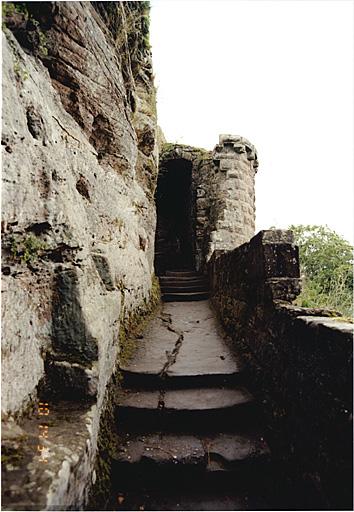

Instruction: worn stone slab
[114,434,205,465]
[166,301,240,378]
[117,387,252,412]
[120,313,178,375]
[113,431,269,468]
[147,491,266,510]
[163,388,252,411]
[117,389,160,409]
[121,301,241,380]
[206,433,270,464]
[113,489,270,511]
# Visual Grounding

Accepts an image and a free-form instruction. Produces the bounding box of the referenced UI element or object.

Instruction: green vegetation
[2,2,48,57]
[2,2,28,18]
[10,234,47,264]
[13,58,29,81]
[30,17,48,56]
[118,274,160,367]
[290,224,353,318]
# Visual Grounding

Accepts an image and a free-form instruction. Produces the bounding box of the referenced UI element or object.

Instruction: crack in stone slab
[159,331,184,378]
[157,311,184,379]
[157,315,184,411]
[157,389,166,411]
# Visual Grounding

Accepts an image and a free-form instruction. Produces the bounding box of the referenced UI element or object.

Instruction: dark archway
[154,159,194,275]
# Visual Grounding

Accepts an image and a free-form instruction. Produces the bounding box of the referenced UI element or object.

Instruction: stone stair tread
[159,276,208,282]
[119,367,242,390]
[165,271,199,277]
[205,432,270,463]
[114,433,204,465]
[120,366,240,378]
[162,291,209,294]
[114,489,271,511]
[160,285,209,293]
[163,291,210,301]
[113,432,270,467]
[117,387,253,412]
[164,387,253,410]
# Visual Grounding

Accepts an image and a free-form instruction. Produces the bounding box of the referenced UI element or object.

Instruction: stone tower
[156,134,259,273]
[208,134,258,259]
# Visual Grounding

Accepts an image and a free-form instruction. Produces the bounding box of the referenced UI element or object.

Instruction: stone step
[159,276,208,285]
[160,284,209,293]
[113,431,270,468]
[111,432,271,492]
[162,291,210,302]
[119,367,243,390]
[115,387,256,433]
[165,271,201,277]
[111,489,272,511]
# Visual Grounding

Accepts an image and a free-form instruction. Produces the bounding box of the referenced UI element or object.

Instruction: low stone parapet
[210,229,353,509]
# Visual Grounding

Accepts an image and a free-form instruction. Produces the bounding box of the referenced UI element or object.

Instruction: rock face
[2,2,158,508]
[156,135,258,274]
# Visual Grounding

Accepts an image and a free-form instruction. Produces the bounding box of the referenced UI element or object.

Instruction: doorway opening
[154,159,194,275]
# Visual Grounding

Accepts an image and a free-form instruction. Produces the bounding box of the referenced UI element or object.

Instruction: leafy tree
[289,225,353,318]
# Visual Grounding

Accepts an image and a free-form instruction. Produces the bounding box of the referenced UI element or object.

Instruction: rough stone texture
[113,431,269,468]
[156,135,258,273]
[2,2,158,509]
[210,229,353,510]
[2,403,99,511]
[209,135,258,258]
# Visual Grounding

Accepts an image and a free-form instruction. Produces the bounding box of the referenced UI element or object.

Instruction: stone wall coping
[253,229,295,245]
[296,315,354,336]
[274,301,342,318]
[160,143,211,161]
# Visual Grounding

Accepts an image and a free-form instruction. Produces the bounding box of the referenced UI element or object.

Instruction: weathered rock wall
[2,2,158,508]
[210,230,353,509]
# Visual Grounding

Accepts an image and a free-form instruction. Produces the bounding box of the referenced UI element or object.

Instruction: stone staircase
[111,300,274,510]
[159,270,210,302]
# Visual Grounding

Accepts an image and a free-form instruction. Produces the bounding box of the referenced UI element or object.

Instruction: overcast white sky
[149,0,354,244]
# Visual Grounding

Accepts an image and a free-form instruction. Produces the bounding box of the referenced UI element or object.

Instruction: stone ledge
[296,315,353,336]
[1,402,98,511]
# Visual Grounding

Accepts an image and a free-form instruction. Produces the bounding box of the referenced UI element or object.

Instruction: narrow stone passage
[111,274,273,510]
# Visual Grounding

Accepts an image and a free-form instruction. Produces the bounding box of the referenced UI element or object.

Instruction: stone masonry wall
[1,2,158,509]
[157,134,258,273]
[208,134,258,259]
[157,144,213,273]
[210,230,353,509]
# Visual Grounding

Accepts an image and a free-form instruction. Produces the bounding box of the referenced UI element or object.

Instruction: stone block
[219,159,233,171]
[226,170,238,179]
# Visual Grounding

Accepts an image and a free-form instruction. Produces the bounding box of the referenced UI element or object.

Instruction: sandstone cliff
[2,2,158,508]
